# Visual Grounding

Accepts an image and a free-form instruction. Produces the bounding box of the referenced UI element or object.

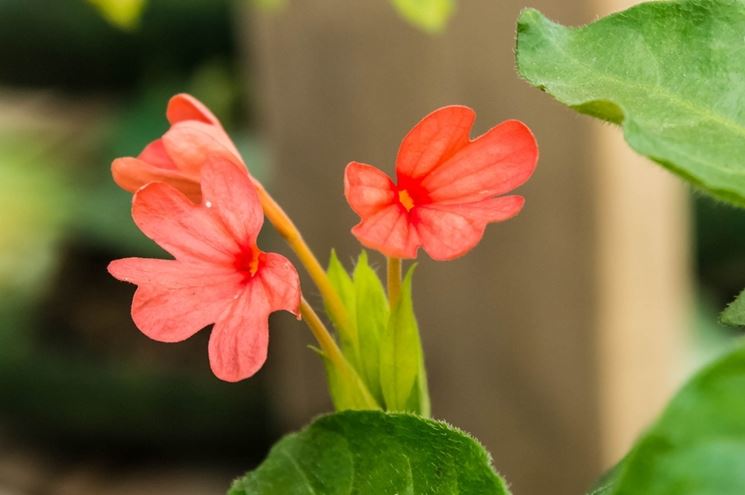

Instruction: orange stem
[256,184,354,341]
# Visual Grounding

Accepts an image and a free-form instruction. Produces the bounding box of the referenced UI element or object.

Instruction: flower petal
[412,195,525,260]
[132,181,238,263]
[112,157,202,202]
[351,203,420,258]
[255,252,301,317]
[108,258,242,343]
[344,161,397,218]
[208,282,271,382]
[166,93,220,126]
[138,138,177,169]
[200,158,263,247]
[421,119,538,203]
[395,106,475,181]
[162,121,242,176]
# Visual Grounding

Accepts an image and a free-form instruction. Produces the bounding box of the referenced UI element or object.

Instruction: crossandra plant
[107,0,745,492]
[109,94,537,491]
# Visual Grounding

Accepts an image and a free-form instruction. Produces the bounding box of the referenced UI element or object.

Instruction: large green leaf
[516,0,745,206]
[721,289,745,326]
[229,411,509,495]
[593,341,745,494]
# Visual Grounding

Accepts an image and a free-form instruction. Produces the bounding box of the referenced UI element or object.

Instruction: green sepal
[228,410,510,495]
[321,355,380,411]
[380,265,428,414]
[326,249,358,352]
[352,251,389,405]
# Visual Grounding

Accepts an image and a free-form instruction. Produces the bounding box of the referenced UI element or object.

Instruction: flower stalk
[386,256,402,305]
[254,184,356,343]
[299,297,379,410]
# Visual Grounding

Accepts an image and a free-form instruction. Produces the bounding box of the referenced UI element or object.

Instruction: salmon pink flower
[344,105,538,260]
[112,94,243,203]
[108,158,300,382]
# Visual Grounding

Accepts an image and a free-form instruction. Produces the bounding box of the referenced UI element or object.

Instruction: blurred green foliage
[390,0,456,32]
[0,0,235,91]
[88,0,147,29]
[84,0,458,34]
[0,0,276,460]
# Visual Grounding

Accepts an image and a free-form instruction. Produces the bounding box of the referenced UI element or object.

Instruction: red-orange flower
[112,94,242,203]
[344,106,538,260]
[108,158,300,382]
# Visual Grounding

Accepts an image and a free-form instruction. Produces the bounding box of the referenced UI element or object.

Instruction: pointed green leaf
[721,289,745,326]
[322,355,379,411]
[516,0,745,206]
[391,0,455,33]
[591,341,745,494]
[408,356,431,417]
[87,0,146,29]
[229,411,509,495]
[380,265,426,413]
[326,249,358,351]
[352,251,389,405]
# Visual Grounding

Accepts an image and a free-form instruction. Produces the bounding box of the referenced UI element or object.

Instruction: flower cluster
[109,95,537,385]
[109,95,299,382]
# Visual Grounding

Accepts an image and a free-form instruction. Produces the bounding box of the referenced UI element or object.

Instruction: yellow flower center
[398,189,415,211]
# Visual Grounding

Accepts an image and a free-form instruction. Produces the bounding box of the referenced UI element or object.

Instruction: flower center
[234,246,262,282]
[398,189,415,212]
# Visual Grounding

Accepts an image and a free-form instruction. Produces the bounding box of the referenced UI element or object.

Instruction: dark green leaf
[721,289,745,326]
[229,410,510,495]
[516,0,745,206]
[597,341,745,494]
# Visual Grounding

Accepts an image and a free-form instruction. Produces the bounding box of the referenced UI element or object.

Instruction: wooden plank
[590,0,690,466]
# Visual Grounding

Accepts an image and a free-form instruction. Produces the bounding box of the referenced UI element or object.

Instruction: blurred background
[0,1,742,494]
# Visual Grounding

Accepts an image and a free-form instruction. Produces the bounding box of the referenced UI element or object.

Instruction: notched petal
[423,119,538,203]
[396,105,475,181]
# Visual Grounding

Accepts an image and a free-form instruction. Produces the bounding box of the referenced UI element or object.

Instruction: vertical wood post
[590,0,690,466]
